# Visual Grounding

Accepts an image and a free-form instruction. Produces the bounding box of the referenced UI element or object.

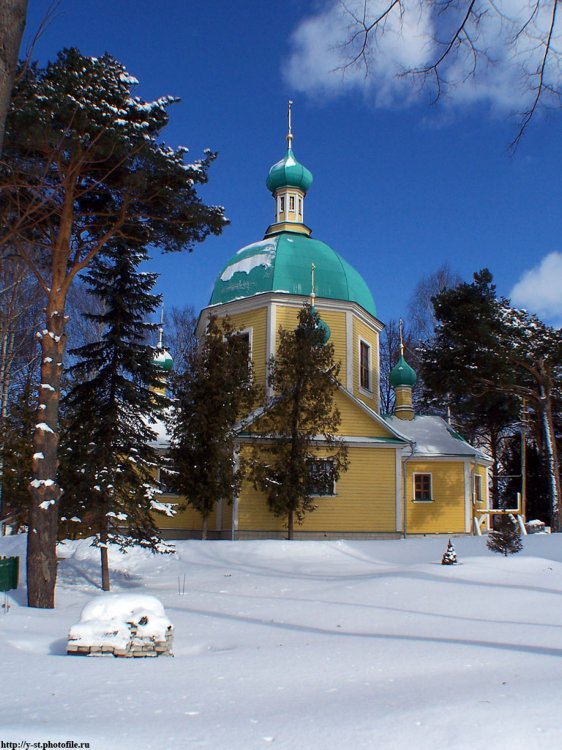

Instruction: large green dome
[266,148,313,194]
[210,232,376,317]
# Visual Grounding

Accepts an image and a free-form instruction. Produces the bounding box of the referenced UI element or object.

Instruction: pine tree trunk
[288,510,294,540]
[201,514,208,541]
[0,0,27,154]
[100,546,110,592]
[26,289,66,608]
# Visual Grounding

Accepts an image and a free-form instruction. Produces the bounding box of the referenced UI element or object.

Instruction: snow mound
[68,593,174,657]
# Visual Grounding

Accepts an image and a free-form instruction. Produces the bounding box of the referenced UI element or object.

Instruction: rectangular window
[158,467,178,495]
[298,197,302,216]
[280,196,285,213]
[413,473,432,502]
[306,458,336,496]
[360,340,371,391]
[231,330,252,377]
[289,195,295,211]
[473,473,483,503]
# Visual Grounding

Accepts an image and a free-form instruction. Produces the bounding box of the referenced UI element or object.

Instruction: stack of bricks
[67,621,174,658]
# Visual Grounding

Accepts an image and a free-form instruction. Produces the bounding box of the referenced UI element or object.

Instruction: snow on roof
[384,415,491,462]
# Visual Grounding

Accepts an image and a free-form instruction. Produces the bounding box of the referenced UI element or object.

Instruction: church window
[289,195,295,211]
[280,196,285,213]
[298,197,302,216]
[306,458,336,496]
[473,473,483,503]
[359,340,371,391]
[413,473,432,502]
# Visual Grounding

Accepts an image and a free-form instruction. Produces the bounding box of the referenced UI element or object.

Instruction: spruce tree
[170,316,258,539]
[486,515,524,556]
[1,48,226,607]
[249,305,348,539]
[441,539,457,565]
[60,241,170,591]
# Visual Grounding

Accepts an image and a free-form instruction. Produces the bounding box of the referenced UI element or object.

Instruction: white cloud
[284,0,562,113]
[510,252,562,324]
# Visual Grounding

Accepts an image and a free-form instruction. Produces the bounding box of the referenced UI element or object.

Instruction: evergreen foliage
[170,316,259,539]
[0,377,35,530]
[249,305,349,539]
[0,47,227,607]
[486,515,524,556]
[441,539,457,565]
[60,241,171,591]
[420,270,562,529]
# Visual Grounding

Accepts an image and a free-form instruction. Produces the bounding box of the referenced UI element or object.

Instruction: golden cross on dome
[399,318,404,356]
[287,100,294,149]
[310,262,316,307]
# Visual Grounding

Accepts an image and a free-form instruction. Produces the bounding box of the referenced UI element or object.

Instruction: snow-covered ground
[1,533,562,750]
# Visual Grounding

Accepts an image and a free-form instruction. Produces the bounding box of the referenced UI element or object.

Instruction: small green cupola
[390,354,417,388]
[391,322,416,420]
[265,101,313,238]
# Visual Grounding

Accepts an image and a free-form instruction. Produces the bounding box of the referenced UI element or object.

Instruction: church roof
[210,232,376,317]
[384,415,491,462]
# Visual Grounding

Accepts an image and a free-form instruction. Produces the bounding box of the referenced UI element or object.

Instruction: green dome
[152,348,173,372]
[266,148,313,194]
[390,354,417,387]
[210,232,376,317]
[310,305,331,343]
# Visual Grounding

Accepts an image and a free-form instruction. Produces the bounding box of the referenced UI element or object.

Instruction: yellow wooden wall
[405,461,466,533]
[237,445,397,533]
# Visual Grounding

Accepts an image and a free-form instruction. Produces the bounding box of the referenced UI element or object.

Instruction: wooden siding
[237,445,397,533]
[405,461,466,533]
[335,390,395,439]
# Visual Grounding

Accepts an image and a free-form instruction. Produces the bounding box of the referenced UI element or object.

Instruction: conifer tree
[441,539,457,565]
[249,305,348,539]
[0,377,35,530]
[60,241,171,591]
[486,515,524,556]
[0,48,226,607]
[170,316,258,539]
[421,269,562,529]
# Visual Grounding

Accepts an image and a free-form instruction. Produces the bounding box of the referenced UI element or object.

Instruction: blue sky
[23,1,562,328]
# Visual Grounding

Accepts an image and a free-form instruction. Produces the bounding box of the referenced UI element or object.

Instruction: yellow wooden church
[154,113,491,539]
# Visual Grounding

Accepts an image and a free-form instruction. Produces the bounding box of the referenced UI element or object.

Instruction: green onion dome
[266,148,313,194]
[152,348,173,372]
[390,354,417,387]
[310,306,331,343]
[210,232,376,317]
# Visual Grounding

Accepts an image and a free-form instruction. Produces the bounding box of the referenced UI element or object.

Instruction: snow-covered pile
[67,593,173,657]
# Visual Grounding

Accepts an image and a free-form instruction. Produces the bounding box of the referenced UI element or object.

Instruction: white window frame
[358,338,372,394]
[413,472,433,503]
[157,466,179,496]
[306,457,336,497]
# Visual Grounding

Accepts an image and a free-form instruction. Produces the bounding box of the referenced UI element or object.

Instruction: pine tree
[420,269,562,529]
[486,515,524,556]
[60,241,171,591]
[170,316,258,539]
[249,305,349,539]
[441,539,457,565]
[1,48,226,607]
